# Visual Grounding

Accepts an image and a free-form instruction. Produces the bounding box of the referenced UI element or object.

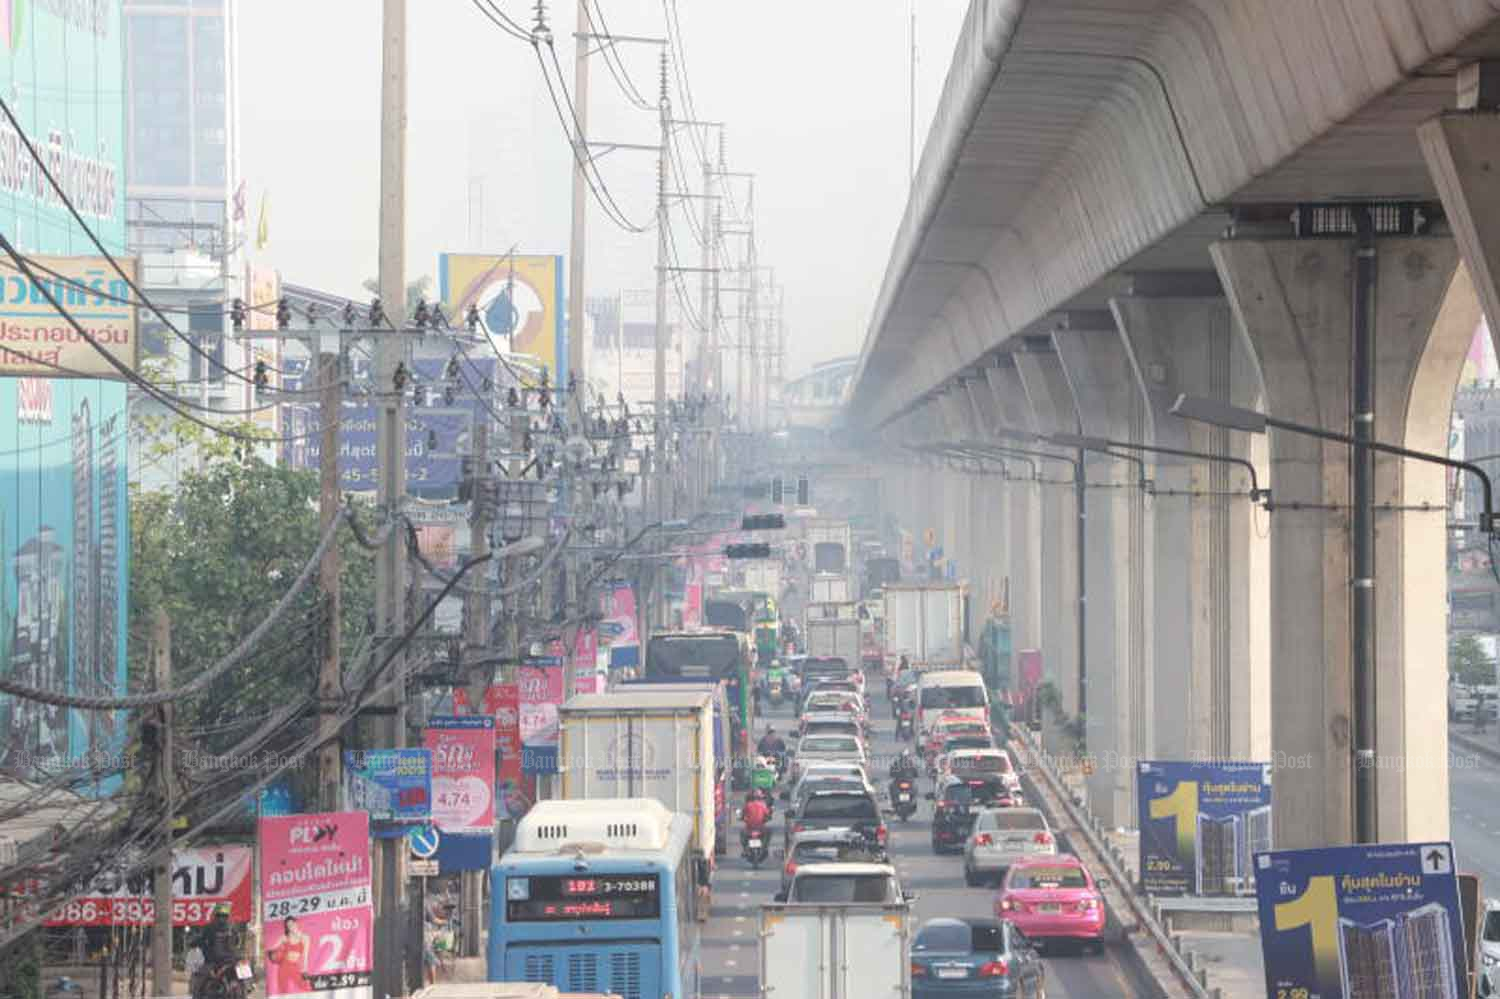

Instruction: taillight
[784,861,797,877]
[1076,897,1098,912]
[978,960,1009,978]
[998,897,1015,912]
[974,833,993,847]
[1034,831,1053,845]
[875,824,888,844]
[910,963,927,977]
[793,822,805,834]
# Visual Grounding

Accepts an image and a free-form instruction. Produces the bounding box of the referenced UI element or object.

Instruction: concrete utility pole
[567,0,590,391]
[460,416,490,955]
[373,0,410,994]
[654,51,671,628]
[317,351,342,811]
[150,608,172,998]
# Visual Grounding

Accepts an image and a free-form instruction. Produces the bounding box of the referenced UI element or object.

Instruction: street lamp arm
[959,439,1079,479]
[1105,439,1263,503]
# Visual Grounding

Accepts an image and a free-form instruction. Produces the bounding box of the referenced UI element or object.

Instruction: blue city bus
[489,798,701,999]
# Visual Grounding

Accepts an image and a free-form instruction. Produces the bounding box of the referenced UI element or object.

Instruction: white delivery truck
[882,581,966,673]
[759,902,911,999]
[810,573,853,604]
[805,615,862,662]
[558,690,716,875]
[741,560,784,601]
[805,519,854,576]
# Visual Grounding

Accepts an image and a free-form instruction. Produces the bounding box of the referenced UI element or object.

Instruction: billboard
[45,846,253,927]
[0,378,128,789]
[259,811,373,999]
[1136,760,1273,897]
[439,254,563,383]
[0,0,127,256]
[342,748,431,828]
[0,256,139,378]
[281,355,495,497]
[1255,841,1465,999]
[519,656,564,775]
[423,716,495,871]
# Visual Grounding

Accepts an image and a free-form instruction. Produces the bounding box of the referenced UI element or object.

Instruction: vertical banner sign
[259,811,373,999]
[423,716,496,871]
[599,581,640,667]
[572,627,601,694]
[485,683,528,819]
[519,658,564,774]
[1136,761,1273,897]
[1255,841,1465,999]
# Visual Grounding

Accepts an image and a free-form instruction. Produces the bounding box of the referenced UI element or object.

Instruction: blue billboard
[281,355,500,498]
[1255,841,1465,999]
[0,377,129,790]
[344,748,433,833]
[1137,760,1272,896]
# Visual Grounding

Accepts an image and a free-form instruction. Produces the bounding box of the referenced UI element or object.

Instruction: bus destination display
[505,874,661,921]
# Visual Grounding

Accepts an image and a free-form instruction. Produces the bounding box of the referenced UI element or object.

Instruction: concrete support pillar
[1054,315,1151,826]
[986,359,1042,659]
[1014,343,1082,721]
[1211,235,1466,848]
[1112,291,1271,764]
[964,375,1011,616]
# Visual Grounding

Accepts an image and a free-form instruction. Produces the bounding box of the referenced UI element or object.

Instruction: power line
[583,0,655,111]
[469,0,533,44]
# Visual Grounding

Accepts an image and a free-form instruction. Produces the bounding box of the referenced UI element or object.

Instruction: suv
[963,807,1056,886]
[929,775,1019,854]
[781,829,888,895]
[776,862,909,904]
[784,788,886,850]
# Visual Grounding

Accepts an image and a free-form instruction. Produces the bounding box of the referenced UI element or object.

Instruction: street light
[1046,431,1268,507]
[1044,433,1153,494]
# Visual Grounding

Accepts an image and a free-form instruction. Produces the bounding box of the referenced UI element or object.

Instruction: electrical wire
[582,0,655,111]
[470,0,533,42]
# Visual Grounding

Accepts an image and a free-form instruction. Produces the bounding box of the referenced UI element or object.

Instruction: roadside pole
[459,417,490,957]
[567,0,589,394]
[151,609,173,998]
[373,0,410,994]
[653,52,671,630]
[317,351,342,811]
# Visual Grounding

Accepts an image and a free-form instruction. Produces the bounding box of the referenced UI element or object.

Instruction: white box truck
[759,902,911,999]
[558,690,716,869]
[810,573,852,604]
[806,616,862,661]
[805,519,854,576]
[882,581,965,672]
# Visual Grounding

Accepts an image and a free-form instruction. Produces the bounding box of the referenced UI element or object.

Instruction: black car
[785,788,886,850]
[929,776,1020,854]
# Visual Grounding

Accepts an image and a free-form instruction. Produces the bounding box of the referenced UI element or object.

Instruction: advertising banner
[486,683,528,818]
[423,716,495,871]
[281,355,495,496]
[259,811,373,999]
[599,580,639,667]
[0,257,139,378]
[342,748,431,828]
[519,659,564,775]
[439,254,563,382]
[1255,841,1465,999]
[0,378,129,792]
[44,846,252,927]
[1136,761,1273,896]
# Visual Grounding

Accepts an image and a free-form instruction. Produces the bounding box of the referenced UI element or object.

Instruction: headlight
[1484,953,1498,967]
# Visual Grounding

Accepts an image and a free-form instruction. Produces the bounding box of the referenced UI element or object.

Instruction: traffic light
[771,478,784,504]
[741,514,786,531]
[796,477,810,506]
[725,543,772,559]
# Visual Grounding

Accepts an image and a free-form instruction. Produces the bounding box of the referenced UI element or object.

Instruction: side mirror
[904,890,920,903]
[773,891,787,903]
[924,792,935,801]
[694,858,712,887]
[734,809,743,821]
[1097,877,1112,890]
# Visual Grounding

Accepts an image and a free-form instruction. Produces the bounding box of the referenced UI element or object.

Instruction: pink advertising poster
[683,561,704,629]
[424,716,496,870]
[259,811,372,999]
[518,663,564,747]
[599,581,638,646]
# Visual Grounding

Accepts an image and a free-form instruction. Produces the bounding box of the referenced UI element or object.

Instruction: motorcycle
[896,709,914,741]
[740,820,770,868]
[189,956,255,999]
[768,674,784,705]
[891,778,918,821]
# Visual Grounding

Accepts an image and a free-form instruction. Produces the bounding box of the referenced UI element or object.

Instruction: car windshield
[801,794,877,819]
[1485,909,1500,941]
[952,754,1012,775]
[791,874,893,903]
[804,723,858,738]
[792,843,843,863]
[941,784,974,804]
[945,737,994,752]
[977,810,1047,831]
[1009,866,1089,889]
[913,923,1004,953]
[920,685,987,709]
[800,737,858,754]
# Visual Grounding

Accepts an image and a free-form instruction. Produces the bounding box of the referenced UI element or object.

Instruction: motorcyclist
[189,903,239,996]
[889,748,920,802]
[741,792,771,850]
[756,726,786,759]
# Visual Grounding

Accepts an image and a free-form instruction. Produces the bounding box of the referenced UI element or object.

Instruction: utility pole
[373,0,410,995]
[654,50,671,628]
[909,0,918,184]
[460,416,490,956]
[150,609,172,998]
[567,0,589,391]
[317,350,342,811]
[699,131,716,400]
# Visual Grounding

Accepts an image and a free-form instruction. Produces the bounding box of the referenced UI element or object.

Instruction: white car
[1481,899,1500,993]
[789,734,866,783]
[963,807,1057,887]
[943,748,1022,794]
[777,862,909,904]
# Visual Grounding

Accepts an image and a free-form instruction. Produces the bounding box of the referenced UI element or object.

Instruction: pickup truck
[760,891,911,999]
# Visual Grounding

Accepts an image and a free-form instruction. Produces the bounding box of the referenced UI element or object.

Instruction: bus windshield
[704,602,749,631]
[921,685,987,709]
[646,636,740,678]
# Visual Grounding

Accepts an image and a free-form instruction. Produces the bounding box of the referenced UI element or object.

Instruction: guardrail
[1011,725,1215,999]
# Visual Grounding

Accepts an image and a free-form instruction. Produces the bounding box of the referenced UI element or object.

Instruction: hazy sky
[238,1,970,379]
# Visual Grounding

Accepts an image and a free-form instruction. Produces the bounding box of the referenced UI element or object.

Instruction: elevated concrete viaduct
[850,0,1500,846]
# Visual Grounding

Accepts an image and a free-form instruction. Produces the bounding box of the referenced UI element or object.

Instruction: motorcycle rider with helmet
[189,903,240,998]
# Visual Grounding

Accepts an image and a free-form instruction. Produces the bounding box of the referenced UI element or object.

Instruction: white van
[915,669,989,737]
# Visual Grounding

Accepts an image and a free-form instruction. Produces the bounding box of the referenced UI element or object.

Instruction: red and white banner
[260,811,372,999]
[44,847,253,927]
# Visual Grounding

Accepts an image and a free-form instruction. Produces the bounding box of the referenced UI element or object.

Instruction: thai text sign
[0,256,139,378]
[343,748,431,825]
[259,811,373,998]
[1137,761,1272,897]
[424,716,495,871]
[45,846,252,926]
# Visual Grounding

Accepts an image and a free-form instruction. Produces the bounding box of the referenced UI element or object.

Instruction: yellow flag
[255,192,270,250]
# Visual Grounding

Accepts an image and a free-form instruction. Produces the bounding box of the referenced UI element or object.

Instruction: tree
[1449,634,1495,687]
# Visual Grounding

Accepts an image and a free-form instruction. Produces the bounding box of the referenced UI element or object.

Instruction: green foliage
[1450,634,1495,687]
[129,450,376,753]
[0,932,41,999]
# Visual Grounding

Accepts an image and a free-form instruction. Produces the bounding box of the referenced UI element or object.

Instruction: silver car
[1481,899,1500,995]
[963,807,1057,887]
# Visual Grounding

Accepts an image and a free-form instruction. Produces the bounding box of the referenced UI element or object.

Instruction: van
[915,670,989,738]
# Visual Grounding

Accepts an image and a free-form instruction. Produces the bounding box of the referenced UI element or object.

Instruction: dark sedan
[911,917,1046,998]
